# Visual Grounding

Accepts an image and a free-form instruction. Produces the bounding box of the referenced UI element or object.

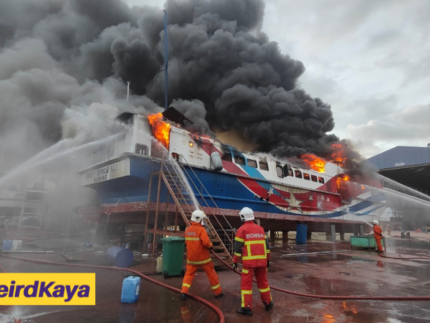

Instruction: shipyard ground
[1,230,430,323]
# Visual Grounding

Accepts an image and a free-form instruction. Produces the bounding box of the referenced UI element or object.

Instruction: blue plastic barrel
[296,224,307,245]
[2,240,12,251]
[121,276,140,303]
[106,246,133,268]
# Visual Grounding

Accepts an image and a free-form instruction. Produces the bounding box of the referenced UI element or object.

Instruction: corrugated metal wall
[367,146,430,169]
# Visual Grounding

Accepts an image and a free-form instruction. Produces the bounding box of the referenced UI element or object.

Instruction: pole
[163,10,168,110]
[126,81,130,102]
[152,173,162,256]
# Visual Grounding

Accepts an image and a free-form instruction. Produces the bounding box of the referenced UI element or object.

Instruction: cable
[0,254,224,323]
[211,251,430,301]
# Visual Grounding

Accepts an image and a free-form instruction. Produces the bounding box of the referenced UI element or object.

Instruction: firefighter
[233,207,273,316]
[373,220,384,254]
[180,210,223,300]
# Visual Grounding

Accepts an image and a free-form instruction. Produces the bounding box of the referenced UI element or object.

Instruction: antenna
[163,10,168,110]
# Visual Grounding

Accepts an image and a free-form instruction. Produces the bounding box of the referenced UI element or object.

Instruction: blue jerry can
[121,276,140,303]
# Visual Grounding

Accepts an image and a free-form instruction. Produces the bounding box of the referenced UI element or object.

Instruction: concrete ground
[1,229,430,323]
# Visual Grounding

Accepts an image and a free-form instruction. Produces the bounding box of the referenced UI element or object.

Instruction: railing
[146,154,233,261]
[176,156,235,247]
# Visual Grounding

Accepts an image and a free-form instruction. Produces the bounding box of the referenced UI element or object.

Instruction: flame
[301,154,326,173]
[330,143,347,167]
[147,113,171,149]
[323,314,336,323]
[336,174,350,188]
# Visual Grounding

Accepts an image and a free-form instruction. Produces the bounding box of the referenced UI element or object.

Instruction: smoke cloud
[0,0,344,169]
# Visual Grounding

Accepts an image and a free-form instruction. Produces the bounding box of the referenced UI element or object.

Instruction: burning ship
[78,108,387,245]
[75,8,388,247]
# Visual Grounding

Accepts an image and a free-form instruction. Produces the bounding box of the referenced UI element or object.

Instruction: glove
[232,263,238,271]
[267,261,270,268]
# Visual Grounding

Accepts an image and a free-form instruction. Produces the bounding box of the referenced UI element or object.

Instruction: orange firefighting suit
[373,224,383,252]
[233,221,272,309]
[181,222,222,296]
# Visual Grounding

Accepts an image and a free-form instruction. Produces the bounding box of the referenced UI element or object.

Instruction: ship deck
[1,229,430,323]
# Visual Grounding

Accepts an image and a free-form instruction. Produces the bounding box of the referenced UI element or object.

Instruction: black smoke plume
[0,0,343,166]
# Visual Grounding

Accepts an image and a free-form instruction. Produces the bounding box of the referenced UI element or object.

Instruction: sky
[125,0,430,158]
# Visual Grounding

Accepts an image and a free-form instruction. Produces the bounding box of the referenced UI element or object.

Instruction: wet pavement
[1,231,430,322]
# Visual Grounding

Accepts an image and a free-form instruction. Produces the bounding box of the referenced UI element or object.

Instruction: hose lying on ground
[211,251,430,301]
[0,254,224,323]
[379,253,430,260]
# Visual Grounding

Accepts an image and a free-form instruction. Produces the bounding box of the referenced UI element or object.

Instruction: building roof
[367,146,430,196]
[367,146,430,170]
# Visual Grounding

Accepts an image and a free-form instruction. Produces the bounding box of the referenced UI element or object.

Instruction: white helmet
[191,210,206,223]
[239,207,255,222]
[373,220,379,225]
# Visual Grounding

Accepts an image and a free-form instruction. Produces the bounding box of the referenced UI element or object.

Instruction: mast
[163,10,168,110]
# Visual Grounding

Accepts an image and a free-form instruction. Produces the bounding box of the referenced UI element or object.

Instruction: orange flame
[330,143,347,167]
[336,174,350,188]
[301,154,326,173]
[147,113,171,149]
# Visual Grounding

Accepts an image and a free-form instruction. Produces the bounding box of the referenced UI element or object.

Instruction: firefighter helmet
[373,220,379,225]
[239,207,255,222]
[191,210,206,223]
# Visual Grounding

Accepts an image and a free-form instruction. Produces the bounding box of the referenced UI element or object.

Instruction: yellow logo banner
[0,273,95,305]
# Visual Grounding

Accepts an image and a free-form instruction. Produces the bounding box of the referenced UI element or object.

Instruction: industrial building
[366,145,430,228]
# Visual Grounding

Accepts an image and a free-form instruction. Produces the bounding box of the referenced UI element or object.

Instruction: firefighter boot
[180,293,187,301]
[264,301,274,311]
[215,292,224,299]
[236,307,253,316]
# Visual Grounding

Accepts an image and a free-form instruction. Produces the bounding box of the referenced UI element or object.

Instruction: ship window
[247,159,257,168]
[311,175,317,182]
[276,165,283,178]
[135,144,148,156]
[172,153,179,161]
[318,177,325,184]
[221,153,232,162]
[234,155,245,165]
[283,165,293,176]
[304,173,310,181]
[259,161,269,170]
[295,170,302,178]
[260,162,269,170]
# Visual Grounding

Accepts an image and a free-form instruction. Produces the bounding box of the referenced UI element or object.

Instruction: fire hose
[379,253,430,260]
[0,254,225,323]
[211,250,430,301]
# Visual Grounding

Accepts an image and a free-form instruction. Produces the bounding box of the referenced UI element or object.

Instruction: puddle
[285,273,309,280]
[281,254,352,264]
[388,239,430,250]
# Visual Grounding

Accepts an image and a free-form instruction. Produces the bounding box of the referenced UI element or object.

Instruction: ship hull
[81,154,386,225]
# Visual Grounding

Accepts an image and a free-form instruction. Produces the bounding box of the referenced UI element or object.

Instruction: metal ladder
[175,157,236,262]
[161,161,233,263]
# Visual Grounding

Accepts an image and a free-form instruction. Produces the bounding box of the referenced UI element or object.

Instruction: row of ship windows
[223,154,325,184]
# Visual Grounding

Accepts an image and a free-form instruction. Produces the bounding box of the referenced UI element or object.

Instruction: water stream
[0,133,123,186]
[152,138,199,210]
